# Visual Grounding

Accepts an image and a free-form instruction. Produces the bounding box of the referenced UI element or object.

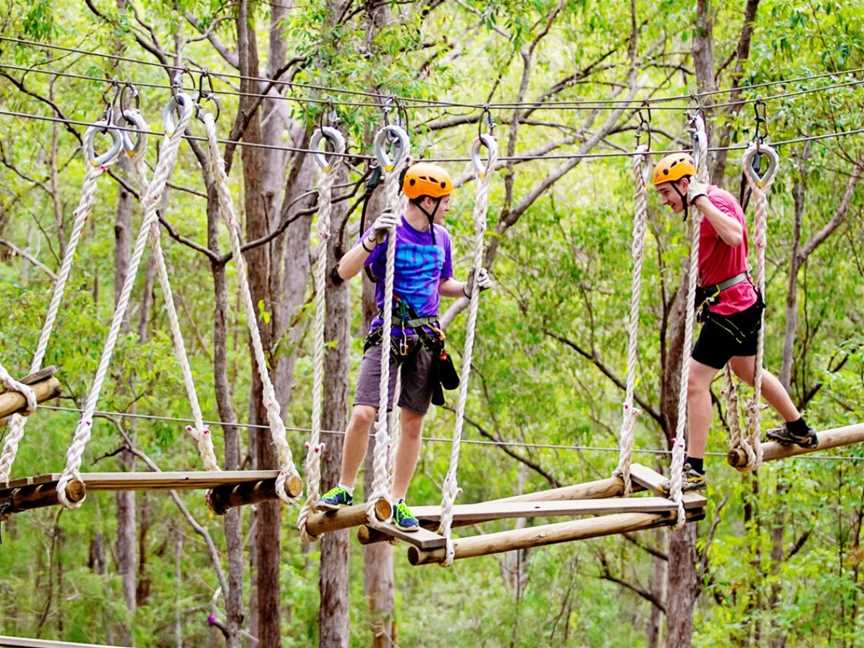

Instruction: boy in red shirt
[652,153,815,490]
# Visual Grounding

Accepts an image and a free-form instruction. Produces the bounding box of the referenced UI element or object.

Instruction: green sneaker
[318,486,353,511]
[393,500,419,532]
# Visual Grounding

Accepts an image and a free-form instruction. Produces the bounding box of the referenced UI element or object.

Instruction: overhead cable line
[6,62,862,114]
[35,405,864,463]
[3,35,864,112]
[1,109,862,163]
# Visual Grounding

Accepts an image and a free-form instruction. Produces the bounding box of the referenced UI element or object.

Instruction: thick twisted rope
[366,160,408,527]
[614,145,649,495]
[0,364,36,414]
[669,115,708,527]
[438,136,497,566]
[57,100,194,508]
[0,132,119,482]
[202,111,299,503]
[740,142,779,471]
[297,160,336,542]
[126,113,219,472]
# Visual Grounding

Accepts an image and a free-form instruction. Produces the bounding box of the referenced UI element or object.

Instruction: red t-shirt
[698,186,757,316]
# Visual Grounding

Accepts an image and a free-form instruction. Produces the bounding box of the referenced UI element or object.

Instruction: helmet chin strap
[417,197,442,245]
[673,178,690,221]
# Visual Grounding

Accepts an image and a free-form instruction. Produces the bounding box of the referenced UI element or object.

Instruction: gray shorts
[354,340,435,414]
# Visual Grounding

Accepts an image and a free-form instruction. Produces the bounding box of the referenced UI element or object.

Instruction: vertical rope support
[125,111,219,473]
[297,149,337,542]
[366,161,407,527]
[670,115,708,527]
[438,135,497,566]
[0,124,122,482]
[56,98,195,508]
[202,111,299,503]
[742,142,779,471]
[615,145,649,495]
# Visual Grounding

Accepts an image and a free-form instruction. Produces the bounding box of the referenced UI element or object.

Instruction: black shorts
[692,301,763,370]
[354,340,435,414]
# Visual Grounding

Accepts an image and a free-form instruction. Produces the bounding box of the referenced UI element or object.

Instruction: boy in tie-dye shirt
[318,163,492,530]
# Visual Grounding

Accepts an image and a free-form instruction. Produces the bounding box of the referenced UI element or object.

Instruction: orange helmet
[402,163,453,199]
[652,153,696,186]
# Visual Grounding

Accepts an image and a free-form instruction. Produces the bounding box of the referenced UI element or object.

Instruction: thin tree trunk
[647,530,667,648]
[114,147,137,645]
[208,178,245,648]
[361,180,396,648]
[319,164,351,647]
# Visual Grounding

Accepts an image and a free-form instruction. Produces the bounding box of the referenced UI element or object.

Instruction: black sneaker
[682,463,707,492]
[767,421,818,448]
[317,486,353,511]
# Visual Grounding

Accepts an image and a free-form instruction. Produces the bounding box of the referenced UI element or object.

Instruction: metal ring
[470,134,498,176]
[162,92,195,134]
[690,115,708,172]
[372,124,410,172]
[118,109,149,160]
[83,120,125,167]
[742,141,779,188]
[310,126,346,171]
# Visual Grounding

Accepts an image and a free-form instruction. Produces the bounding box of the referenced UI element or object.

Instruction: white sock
[338,483,354,496]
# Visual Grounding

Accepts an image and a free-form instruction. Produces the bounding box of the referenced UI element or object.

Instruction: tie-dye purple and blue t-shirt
[364,215,453,335]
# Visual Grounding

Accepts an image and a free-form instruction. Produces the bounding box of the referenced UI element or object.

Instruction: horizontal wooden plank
[0,635,127,648]
[1,471,281,491]
[367,522,447,550]
[628,463,670,495]
[411,495,703,523]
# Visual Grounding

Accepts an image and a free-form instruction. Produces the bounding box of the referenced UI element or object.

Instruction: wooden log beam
[410,495,705,523]
[408,505,706,566]
[303,498,392,538]
[0,478,85,516]
[727,423,864,468]
[206,473,304,514]
[0,366,61,419]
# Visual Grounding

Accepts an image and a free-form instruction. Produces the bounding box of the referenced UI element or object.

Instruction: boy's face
[422,194,451,223]
[655,178,688,214]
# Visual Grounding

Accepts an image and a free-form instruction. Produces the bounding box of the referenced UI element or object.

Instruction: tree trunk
[208,177,245,648]
[647,530,667,648]
[361,179,396,648]
[661,280,699,648]
[114,149,137,645]
[318,165,351,647]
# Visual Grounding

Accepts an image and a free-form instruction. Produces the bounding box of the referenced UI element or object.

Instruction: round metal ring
[372,124,410,172]
[119,109,149,161]
[310,126,346,171]
[742,141,779,189]
[83,120,125,168]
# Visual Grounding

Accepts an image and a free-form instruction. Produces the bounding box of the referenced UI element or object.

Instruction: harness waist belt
[701,271,749,296]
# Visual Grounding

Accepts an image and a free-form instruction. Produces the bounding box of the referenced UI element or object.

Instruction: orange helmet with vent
[652,153,696,186]
[402,163,453,199]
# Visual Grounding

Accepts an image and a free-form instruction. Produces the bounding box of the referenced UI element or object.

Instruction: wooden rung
[0,471,303,515]
[207,473,303,514]
[1,471,286,491]
[727,423,864,468]
[628,464,670,495]
[410,495,703,523]
[408,507,706,566]
[0,635,129,648]
[302,500,388,538]
[0,366,61,420]
[361,521,447,550]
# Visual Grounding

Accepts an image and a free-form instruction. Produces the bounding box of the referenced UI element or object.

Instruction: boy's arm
[438,269,493,299]
[688,182,744,247]
[336,211,398,280]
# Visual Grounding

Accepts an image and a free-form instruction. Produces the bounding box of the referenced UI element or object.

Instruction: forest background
[1,0,863,646]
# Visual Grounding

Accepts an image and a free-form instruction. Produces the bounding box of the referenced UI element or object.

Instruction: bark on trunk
[362,184,396,648]
[114,148,137,645]
[208,179,245,648]
[318,164,351,648]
